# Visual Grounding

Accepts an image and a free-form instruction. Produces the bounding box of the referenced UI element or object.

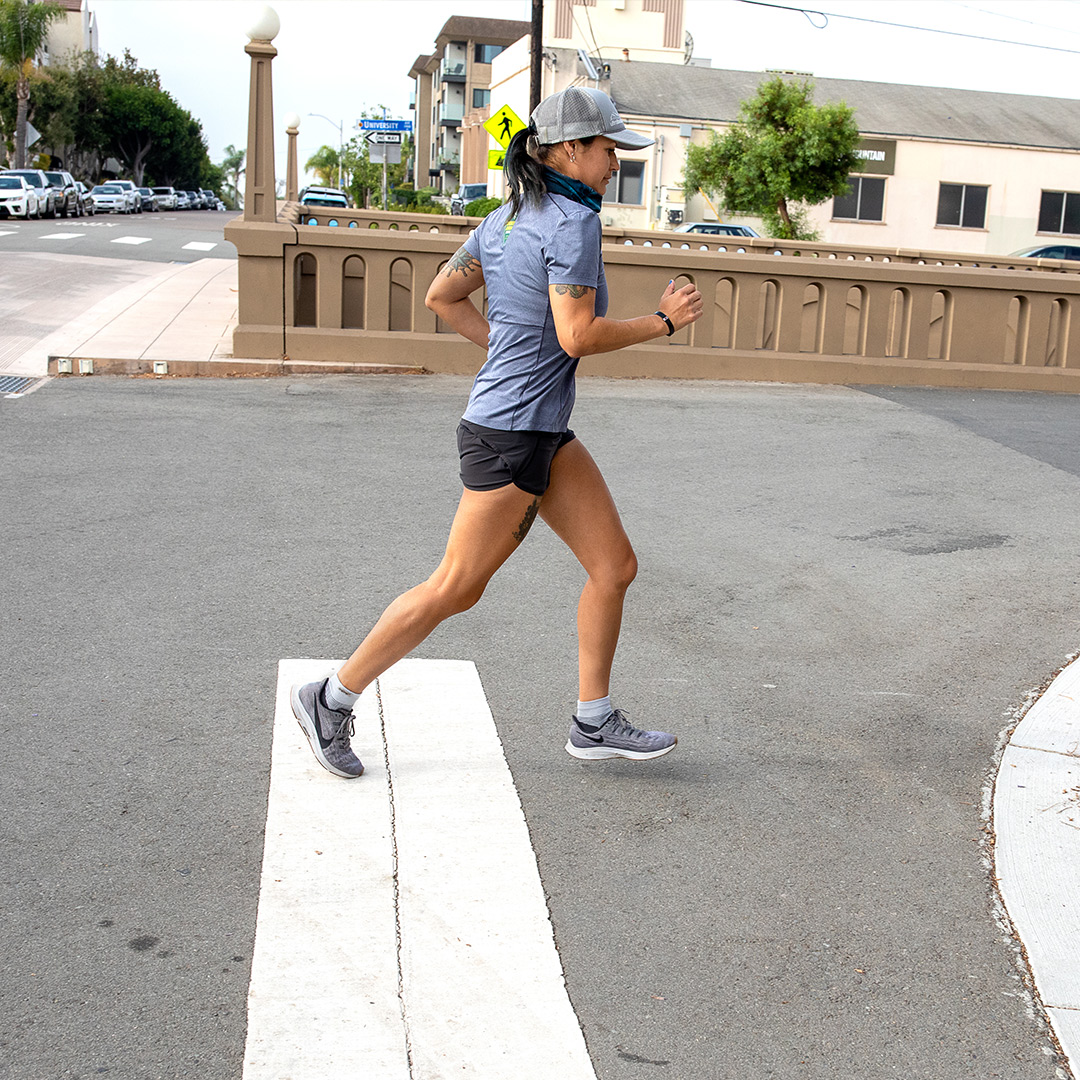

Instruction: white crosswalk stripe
[111,235,153,245]
[182,241,217,251]
[41,232,85,240]
[246,658,598,1080]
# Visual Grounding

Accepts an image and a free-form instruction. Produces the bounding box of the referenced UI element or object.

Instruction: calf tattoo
[513,498,541,542]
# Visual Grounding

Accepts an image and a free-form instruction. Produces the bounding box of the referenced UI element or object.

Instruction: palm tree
[220,143,245,208]
[304,144,340,189]
[0,0,65,168]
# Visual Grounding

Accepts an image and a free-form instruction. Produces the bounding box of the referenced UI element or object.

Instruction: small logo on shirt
[502,218,516,246]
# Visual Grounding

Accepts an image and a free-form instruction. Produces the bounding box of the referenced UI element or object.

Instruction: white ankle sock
[324,672,360,711]
[576,696,612,727]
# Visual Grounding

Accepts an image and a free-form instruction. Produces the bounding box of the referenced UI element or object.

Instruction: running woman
[292,86,703,777]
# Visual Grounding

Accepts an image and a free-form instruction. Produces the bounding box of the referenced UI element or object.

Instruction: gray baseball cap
[531,86,654,150]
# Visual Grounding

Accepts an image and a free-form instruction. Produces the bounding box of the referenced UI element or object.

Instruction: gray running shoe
[565,709,677,761]
[291,678,364,778]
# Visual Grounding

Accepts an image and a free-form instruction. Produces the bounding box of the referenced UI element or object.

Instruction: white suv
[152,186,178,210]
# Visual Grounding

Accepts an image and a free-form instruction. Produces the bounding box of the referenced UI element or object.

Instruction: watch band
[654,310,676,337]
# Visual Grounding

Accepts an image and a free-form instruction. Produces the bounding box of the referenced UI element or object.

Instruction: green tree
[683,76,861,240]
[0,0,65,167]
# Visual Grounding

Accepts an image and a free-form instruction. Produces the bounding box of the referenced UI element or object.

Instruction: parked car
[75,180,95,216]
[1009,244,1080,262]
[186,190,204,209]
[457,182,487,202]
[200,189,216,209]
[0,174,40,218]
[137,186,160,211]
[90,183,135,214]
[152,185,178,210]
[299,185,350,208]
[673,221,760,237]
[175,190,191,209]
[1,168,57,217]
[109,179,143,212]
[43,169,80,217]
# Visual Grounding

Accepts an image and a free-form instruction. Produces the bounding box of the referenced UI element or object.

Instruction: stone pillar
[284,112,300,202]
[243,7,280,222]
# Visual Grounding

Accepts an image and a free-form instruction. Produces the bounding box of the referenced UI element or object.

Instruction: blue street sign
[358,119,413,132]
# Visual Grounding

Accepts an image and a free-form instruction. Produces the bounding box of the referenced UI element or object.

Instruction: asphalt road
[2,374,1079,1080]
[0,208,237,262]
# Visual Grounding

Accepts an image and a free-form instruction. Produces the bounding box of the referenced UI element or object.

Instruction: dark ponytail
[504,122,548,216]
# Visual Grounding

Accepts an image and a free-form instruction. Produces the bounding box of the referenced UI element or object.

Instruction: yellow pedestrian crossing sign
[488,149,507,171]
[484,105,526,149]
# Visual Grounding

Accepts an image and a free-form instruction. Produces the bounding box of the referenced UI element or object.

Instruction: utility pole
[529,0,543,114]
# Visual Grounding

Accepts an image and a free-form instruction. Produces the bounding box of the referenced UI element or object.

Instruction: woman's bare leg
[538,439,637,702]
[336,483,541,694]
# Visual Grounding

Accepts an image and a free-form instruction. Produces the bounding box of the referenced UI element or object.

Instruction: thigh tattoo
[513,498,541,542]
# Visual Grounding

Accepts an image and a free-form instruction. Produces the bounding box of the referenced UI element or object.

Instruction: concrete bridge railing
[226,210,1080,392]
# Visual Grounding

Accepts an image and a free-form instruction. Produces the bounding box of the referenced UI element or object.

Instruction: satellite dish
[683,30,694,65]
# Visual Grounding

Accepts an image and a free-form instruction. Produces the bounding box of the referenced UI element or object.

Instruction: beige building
[44,0,98,64]
[600,61,1080,256]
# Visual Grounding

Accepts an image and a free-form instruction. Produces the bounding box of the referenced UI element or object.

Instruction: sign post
[359,119,413,208]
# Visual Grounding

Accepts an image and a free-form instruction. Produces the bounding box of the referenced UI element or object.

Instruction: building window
[603,160,645,205]
[1038,191,1080,235]
[936,183,987,228]
[474,43,504,64]
[472,88,490,109]
[832,176,885,222]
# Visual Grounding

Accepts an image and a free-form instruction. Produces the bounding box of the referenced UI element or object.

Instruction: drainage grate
[0,375,45,397]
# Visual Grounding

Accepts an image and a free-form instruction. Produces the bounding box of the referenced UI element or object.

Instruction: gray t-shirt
[460,193,608,433]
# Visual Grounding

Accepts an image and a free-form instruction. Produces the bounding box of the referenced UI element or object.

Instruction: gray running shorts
[457,420,576,496]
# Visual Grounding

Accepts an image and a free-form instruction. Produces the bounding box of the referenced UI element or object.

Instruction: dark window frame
[936,182,988,229]
[1038,190,1080,236]
[602,159,645,206]
[474,43,504,64]
[832,175,886,222]
[472,88,491,109]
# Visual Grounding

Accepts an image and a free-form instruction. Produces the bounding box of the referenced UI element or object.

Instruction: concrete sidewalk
[9,258,238,379]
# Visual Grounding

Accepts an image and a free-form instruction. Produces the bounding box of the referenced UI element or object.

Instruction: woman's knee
[592,544,638,593]
[424,575,488,618]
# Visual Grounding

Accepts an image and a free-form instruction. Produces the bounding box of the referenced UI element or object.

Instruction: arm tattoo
[553,283,593,299]
[513,498,541,543]
[443,247,481,278]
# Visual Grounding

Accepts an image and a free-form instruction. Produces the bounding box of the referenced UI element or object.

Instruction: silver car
[90,183,135,214]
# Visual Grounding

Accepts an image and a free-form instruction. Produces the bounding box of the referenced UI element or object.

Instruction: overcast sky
[89,0,1080,186]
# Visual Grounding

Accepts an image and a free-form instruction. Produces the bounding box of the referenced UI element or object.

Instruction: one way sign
[366,129,402,164]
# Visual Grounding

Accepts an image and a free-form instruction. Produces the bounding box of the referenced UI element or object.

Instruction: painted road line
[110,235,153,245]
[994,655,1080,1072]
[0,229,16,236]
[246,658,596,1080]
[182,241,218,251]
[40,232,85,240]
[380,660,596,1080]
[244,659,405,1079]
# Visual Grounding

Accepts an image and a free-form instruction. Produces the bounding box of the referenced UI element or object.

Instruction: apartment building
[409,16,530,194]
[44,0,99,63]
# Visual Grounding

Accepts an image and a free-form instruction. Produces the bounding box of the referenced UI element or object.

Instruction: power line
[735,0,1080,56]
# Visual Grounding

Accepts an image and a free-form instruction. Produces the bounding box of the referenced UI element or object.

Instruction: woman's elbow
[557,329,590,358]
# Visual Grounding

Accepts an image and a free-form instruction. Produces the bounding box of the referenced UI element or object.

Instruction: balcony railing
[440,59,465,82]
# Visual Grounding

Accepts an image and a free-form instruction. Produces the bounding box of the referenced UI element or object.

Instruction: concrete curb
[994,655,1080,1075]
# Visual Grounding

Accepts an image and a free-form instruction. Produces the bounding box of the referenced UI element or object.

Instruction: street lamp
[308,113,344,190]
